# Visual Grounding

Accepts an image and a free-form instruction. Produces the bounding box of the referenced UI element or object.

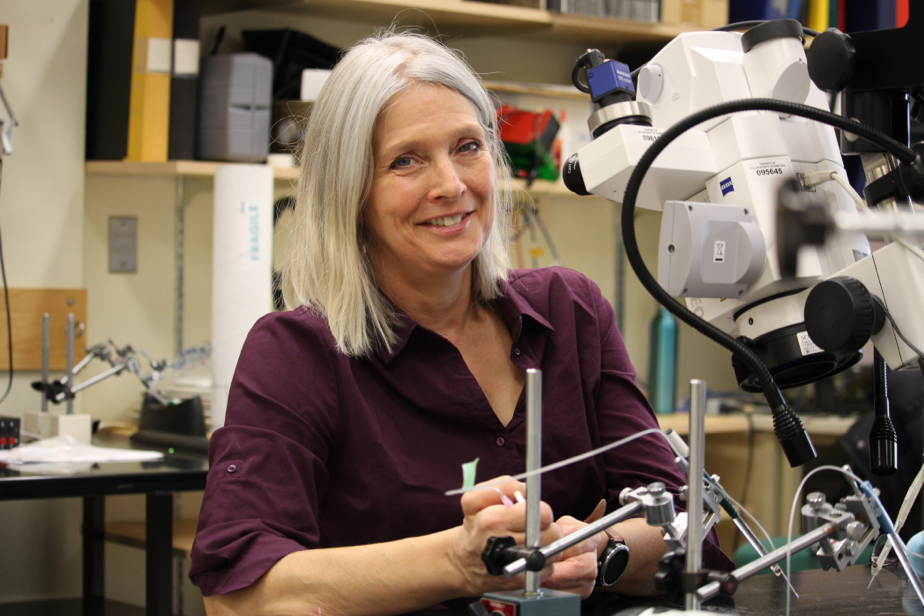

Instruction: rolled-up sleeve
[189,311,341,595]
[587,276,733,571]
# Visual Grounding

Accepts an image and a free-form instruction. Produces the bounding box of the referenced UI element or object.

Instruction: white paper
[0,435,164,465]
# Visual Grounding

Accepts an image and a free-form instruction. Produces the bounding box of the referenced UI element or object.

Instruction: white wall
[0,0,89,603]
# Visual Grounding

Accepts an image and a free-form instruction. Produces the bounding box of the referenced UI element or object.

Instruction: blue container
[648,307,678,414]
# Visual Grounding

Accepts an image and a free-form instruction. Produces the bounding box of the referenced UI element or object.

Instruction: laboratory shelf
[199,0,694,45]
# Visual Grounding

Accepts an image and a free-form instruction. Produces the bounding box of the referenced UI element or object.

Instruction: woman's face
[365,83,496,291]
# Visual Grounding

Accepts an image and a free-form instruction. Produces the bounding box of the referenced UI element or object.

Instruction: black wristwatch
[597,535,630,587]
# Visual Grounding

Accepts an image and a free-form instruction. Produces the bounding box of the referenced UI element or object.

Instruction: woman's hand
[541,515,604,599]
[449,477,562,597]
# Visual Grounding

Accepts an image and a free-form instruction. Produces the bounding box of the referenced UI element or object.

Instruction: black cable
[620,97,914,465]
[0,159,12,405]
[872,295,924,359]
[571,49,602,95]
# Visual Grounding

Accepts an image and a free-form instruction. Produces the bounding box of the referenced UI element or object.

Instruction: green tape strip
[462,457,480,490]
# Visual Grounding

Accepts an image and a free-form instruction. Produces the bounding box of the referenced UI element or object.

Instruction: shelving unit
[200,0,696,44]
[85,160,584,198]
[85,0,699,379]
[86,0,705,183]
[85,160,299,182]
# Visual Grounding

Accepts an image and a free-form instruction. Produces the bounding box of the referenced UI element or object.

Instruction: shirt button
[227,464,237,474]
[513,348,521,357]
[496,437,506,446]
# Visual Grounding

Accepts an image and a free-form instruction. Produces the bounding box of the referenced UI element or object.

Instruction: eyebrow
[377,122,486,162]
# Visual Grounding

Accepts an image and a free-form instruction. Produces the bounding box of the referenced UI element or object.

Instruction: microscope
[562,8,924,473]
[473,6,924,614]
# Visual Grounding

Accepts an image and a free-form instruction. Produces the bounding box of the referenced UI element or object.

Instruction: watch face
[600,541,630,587]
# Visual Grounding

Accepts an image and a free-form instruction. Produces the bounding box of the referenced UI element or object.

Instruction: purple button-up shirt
[189,267,731,598]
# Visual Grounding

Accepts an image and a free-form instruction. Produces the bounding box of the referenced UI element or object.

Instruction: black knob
[806,28,856,92]
[804,277,885,352]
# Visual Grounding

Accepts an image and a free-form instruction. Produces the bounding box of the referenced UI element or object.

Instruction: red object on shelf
[897,0,909,27]
[497,104,557,147]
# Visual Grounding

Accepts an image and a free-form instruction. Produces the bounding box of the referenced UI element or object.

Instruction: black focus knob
[806,28,856,92]
[804,276,885,352]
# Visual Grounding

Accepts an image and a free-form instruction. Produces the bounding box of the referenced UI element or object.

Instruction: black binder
[168,0,200,160]
[85,0,136,160]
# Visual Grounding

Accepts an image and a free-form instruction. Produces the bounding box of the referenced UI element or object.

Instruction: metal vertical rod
[175,176,186,358]
[686,379,707,611]
[613,201,625,332]
[919,358,924,535]
[525,368,543,596]
[66,313,75,415]
[41,313,49,413]
[888,531,924,604]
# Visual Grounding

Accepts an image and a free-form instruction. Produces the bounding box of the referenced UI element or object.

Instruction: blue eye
[391,155,413,169]
[459,141,482,154]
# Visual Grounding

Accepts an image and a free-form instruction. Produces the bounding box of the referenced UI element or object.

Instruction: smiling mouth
[423,213,468,227]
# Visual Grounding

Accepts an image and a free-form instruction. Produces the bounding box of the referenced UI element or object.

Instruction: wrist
[596,528,623,557]
[444,526,480,597]
[596,530,630,588]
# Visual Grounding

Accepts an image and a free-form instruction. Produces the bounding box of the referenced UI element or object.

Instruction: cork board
[0,289,88,370]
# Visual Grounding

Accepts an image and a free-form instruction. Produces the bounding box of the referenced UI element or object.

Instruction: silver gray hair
[282,31,513,357]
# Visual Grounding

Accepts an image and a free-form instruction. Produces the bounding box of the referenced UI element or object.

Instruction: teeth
[428,214,464,227]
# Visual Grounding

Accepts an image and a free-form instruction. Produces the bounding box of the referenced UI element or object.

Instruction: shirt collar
[375,302,417,364]
[375,272,554,364]
[498,271,554,339]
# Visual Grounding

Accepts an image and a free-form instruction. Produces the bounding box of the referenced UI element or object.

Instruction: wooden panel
[105,518,198,559]
[0,289,87,370]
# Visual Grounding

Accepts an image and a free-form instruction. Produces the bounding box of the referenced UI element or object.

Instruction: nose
[428,156,465,202]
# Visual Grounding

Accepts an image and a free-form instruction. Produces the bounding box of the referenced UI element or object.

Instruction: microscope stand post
[686,379,707,611]
[480,368,581,615]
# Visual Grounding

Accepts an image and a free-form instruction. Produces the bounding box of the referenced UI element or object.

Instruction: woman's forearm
[204,528,469,616]
[203,482,562,616]
[607,517,669,596]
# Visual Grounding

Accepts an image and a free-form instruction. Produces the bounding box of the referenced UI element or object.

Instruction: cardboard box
[661,0,729,29]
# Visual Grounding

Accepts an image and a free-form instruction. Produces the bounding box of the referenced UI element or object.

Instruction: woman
[189,31,731,615]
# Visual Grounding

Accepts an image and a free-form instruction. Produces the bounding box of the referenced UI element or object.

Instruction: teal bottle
[648,307,678,414]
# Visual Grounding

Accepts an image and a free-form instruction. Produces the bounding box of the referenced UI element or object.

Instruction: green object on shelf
[505,146,560,183]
